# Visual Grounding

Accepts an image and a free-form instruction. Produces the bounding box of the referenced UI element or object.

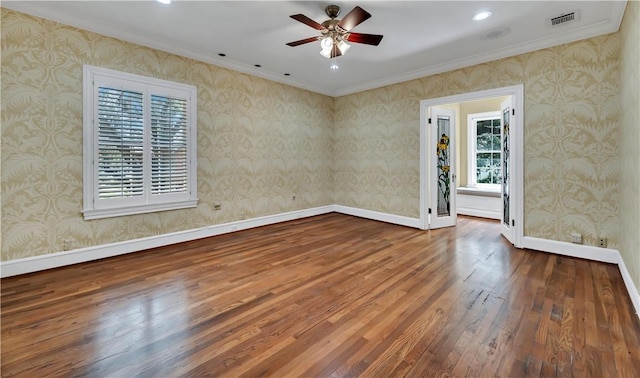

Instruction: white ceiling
[3,1,627,97]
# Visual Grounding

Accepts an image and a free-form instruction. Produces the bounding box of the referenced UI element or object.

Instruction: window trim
[83,65,198,220]
[467,111,501,191]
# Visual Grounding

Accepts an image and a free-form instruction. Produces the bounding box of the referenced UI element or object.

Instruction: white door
[429,107,456,229]
[500,97,515,243]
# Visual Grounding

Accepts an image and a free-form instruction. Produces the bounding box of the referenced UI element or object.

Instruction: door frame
[419,84,524,248]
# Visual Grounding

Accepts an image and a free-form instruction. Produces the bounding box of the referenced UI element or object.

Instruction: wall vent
[550,11,577,26]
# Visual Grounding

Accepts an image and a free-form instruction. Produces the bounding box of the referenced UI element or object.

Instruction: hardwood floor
[2,213,639,377]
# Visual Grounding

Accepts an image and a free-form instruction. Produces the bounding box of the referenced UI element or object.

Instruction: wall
[334,33,621,248]
[619,0,640,292]
[1,9,334,261]
[457,193,501,220]
[332,86,421,218]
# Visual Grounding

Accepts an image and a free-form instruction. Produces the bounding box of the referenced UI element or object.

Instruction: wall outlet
[63,240,72,251]
[570,233,582,244]
[598,238,607,248]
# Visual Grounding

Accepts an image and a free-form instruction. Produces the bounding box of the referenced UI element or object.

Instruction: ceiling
[2,1,627,97]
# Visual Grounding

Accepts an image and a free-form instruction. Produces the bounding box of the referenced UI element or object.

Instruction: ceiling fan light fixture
[321,37,333,50]
[337,40,350,54]
[320,48,332,58]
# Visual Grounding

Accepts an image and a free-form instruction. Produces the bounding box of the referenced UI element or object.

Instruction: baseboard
[456,207,500,220]
[332,205,422,229]
[0,206,334,278]
[617,254,640,320]
[522,236,619,264]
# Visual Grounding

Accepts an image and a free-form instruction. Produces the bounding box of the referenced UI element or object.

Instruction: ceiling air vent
[550,11,577,26]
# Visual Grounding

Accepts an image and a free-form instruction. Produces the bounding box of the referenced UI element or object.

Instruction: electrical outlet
[63,240,72,251]
[570,233,582,244]
[240,212,245,220]
[599,238,607,248]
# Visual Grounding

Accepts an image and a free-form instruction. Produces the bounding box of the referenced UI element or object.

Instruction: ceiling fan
[286,5,383,60]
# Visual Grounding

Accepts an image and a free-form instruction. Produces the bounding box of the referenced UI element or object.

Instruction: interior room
[1,1,639,376]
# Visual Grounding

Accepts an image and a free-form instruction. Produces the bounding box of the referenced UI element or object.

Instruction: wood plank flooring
[2,213,639,377]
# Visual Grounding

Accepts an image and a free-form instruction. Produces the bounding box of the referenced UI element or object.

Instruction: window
[83,65,197,220]
[467,111,501,190]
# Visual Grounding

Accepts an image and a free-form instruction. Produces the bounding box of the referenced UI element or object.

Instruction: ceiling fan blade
[346,33,383,46]
[286,37,320,47]
[290,14,325,31]
[337,6,371,32]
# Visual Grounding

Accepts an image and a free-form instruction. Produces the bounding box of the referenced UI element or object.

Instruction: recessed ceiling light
[472,11,492,21]
[156,0,171,4]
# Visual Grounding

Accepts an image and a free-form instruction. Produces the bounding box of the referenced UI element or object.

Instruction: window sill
[83,199,198,220]
[457,187,501,198]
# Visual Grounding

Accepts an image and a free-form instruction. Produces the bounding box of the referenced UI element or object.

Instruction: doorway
[419,85,524,248]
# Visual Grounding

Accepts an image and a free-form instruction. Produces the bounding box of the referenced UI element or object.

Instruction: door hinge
[428,208,432,214]
[512,109,515,116]
[428,118,432,124]
[512,219,515,227]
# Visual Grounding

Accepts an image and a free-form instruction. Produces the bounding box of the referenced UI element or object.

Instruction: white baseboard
[0,206,334,278]
[522,236,620,264]
[618,255,640,319]
[332,205,422,229]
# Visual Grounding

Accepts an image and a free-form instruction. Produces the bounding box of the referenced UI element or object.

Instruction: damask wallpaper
[334,33,621,249]
[1,9,334,261]
[619,0,640,291]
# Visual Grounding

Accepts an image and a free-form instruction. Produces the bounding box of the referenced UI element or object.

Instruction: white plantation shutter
[97,87,145,199]
[83,65,197,220]
[150,95,188,195]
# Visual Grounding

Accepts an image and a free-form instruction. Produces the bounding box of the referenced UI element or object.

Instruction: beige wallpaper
[619,0,640,292]
[1,9,334,261]
[334,33,621,249]
[333,85,422,218]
